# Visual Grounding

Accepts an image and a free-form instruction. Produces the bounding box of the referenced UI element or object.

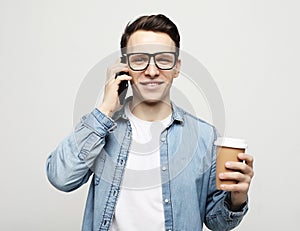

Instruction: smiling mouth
[140,81,164,86]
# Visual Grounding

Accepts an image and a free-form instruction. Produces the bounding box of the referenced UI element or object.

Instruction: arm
[204,133,253,230]
[204,158,249,231]
[46,59,132,192]
[46,108,116,192]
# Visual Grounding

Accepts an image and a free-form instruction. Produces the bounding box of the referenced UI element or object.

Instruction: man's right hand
[98,61,132,117]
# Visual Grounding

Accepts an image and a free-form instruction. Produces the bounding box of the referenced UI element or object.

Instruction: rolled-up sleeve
[204,129,248,231]
[46,108,116,192]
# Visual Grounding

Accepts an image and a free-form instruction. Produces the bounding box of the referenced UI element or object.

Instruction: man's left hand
[218,153,254,210]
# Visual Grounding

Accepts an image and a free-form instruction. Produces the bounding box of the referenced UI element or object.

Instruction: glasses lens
[128,53,149,71]
[155,53,176,70]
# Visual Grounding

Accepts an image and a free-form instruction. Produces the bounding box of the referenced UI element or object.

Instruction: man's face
[126,30,181,104]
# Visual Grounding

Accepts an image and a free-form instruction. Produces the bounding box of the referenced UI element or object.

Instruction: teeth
[144,82,160,86]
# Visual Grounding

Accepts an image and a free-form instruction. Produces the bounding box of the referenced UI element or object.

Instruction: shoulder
[172,102,216,131]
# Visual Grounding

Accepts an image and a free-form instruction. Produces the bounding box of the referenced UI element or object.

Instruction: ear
[173,58,181,78]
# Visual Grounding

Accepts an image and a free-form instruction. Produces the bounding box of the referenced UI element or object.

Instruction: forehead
[126,30,176,53]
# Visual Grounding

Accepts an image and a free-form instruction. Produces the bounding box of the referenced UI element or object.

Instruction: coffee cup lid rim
[214,137,248,149]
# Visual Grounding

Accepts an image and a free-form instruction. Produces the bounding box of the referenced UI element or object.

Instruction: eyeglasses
[126,52,178,71]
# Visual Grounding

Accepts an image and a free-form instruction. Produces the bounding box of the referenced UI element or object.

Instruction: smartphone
[115,56,129,105]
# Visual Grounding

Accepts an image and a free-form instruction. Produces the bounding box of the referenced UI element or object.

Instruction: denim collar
[112,96,185,125]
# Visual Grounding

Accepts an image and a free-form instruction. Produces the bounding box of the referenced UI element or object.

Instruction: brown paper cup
[214,138,247,190]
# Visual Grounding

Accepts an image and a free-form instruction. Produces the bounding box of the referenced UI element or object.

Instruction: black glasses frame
[126,51,178,71]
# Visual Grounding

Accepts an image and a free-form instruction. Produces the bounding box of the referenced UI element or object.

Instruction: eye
[156,55,174,64]
[130,55,148,64]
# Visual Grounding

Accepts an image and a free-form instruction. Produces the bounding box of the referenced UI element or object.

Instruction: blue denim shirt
[46,101,248,231]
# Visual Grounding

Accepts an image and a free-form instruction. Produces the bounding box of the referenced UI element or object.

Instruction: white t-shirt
[109,104,171,231]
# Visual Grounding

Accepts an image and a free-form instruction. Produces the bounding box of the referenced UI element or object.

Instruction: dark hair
[120,14,180,54]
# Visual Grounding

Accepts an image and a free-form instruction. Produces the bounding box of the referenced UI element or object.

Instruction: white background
[1,0,299,230]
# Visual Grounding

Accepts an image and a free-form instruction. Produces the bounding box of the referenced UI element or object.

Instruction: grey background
[1,0,299,230]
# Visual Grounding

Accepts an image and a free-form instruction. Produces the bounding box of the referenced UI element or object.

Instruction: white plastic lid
[214,137,248,149]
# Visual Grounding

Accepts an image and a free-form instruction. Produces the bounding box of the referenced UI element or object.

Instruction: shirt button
[164,198,169,203]
[162,166,167,171]
[161,137,166,142]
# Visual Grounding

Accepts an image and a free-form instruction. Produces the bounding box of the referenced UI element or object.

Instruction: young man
[46,14,254,231]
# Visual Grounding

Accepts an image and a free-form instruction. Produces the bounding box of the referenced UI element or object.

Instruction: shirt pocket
[78,132,101,160]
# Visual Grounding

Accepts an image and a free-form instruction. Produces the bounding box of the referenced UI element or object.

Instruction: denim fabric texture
[46,100,248,231]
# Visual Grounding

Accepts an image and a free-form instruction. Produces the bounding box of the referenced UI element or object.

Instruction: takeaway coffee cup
[214,137,248,190]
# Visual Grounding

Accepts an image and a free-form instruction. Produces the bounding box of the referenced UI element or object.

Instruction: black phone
[115,56,129,105]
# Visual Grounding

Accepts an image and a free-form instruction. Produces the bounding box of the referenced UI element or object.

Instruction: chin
[133,93,161,104]
[138,94,171,106]
[142,98,162,104]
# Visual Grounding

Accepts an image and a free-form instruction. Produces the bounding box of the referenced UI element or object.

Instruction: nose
[144,57,159,78]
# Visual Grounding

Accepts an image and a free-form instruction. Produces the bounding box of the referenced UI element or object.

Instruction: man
[46,14,254,231]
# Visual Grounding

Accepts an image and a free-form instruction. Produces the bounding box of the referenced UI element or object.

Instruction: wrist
[98,104,113,117]
[228,192,248,211]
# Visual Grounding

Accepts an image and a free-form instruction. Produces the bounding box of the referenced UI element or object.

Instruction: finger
[105,75,131,92]
[219,172,251,184]
[225,161,253,175]
[106,64,129,81]
[104,74,131,93]
[238,153,254,168]
[115,74,132,83]
[220,182,249,192]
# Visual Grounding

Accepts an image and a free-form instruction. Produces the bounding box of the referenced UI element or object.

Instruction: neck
[130,99,172,121]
